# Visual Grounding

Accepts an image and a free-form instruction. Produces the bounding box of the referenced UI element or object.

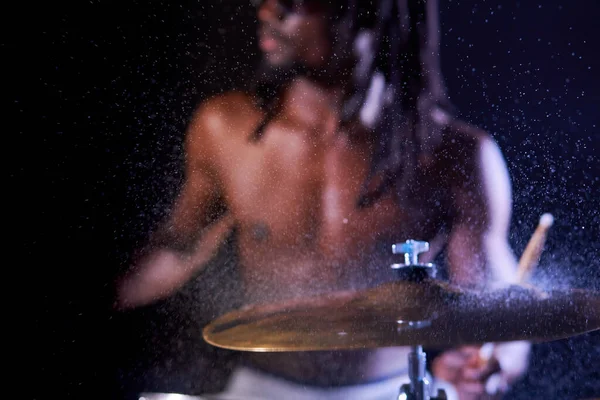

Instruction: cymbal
[203,279,600,351]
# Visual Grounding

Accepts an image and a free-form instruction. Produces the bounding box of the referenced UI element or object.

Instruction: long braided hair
[249,0,453,208]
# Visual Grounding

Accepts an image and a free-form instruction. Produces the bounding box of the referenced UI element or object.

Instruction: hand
[431,341,530,400]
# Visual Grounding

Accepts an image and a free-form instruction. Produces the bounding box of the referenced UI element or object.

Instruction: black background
[10,0,599,399]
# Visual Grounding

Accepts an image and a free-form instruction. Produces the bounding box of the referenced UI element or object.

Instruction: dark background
[10,0,599,399]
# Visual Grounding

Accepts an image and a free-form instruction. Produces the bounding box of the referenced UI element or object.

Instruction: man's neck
[281,77,346,129]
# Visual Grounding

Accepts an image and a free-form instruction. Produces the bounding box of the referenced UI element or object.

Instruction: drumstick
[477,213,554,367]
[516,212,554,283]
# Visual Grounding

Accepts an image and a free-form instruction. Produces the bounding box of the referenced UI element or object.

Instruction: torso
[198,86,475,385]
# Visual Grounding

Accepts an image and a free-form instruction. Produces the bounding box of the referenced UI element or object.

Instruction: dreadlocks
[249,0,452,208]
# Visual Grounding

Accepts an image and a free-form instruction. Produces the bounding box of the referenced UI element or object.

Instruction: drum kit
[140,216,600,400]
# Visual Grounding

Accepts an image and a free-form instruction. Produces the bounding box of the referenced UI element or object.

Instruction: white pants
[197,365,458,400]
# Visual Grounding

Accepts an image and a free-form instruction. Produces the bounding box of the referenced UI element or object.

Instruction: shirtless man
[116,0,529,398]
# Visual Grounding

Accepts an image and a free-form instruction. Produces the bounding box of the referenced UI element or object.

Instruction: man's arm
[434,134,530,398]
[115,100,235,309]
[446,135,518,288]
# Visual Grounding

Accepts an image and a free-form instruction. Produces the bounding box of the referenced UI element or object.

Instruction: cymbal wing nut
[392,240,430,265]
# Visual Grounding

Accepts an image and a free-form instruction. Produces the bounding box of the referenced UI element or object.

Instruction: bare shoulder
[433,111,509,183]
[185,90,259,148]
[434,112,513,227]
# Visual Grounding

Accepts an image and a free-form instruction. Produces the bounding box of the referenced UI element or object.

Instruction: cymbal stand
[392,240,447,400]
[397,345,447,400]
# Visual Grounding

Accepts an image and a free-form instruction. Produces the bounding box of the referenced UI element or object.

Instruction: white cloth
[197,365,458,400]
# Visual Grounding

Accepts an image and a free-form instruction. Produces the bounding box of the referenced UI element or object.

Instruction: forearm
[116,213,235,309]
[483,233,519,288]
[446,224,488,289]
[116,249,193,308]
[447,227,518,290]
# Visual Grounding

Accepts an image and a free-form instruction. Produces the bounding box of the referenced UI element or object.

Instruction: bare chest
[217,124,446,256]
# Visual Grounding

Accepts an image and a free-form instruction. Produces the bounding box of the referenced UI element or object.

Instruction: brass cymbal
[202,279,600,351]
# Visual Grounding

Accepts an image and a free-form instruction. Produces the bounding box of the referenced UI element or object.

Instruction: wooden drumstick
[516,212,554,283]
[477,213,554,368]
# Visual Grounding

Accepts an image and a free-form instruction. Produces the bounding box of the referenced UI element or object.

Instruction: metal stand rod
[409,346,428,399]
[398,346,447,400]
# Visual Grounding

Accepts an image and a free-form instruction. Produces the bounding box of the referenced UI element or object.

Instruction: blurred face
[254,0,334,70]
